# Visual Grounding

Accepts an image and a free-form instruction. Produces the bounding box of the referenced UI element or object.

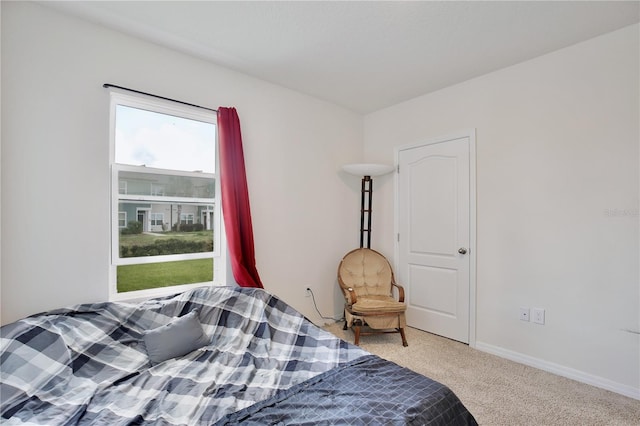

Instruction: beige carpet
[324,322,640,425]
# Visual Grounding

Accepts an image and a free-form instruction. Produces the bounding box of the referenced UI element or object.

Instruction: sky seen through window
[115,105,215,173]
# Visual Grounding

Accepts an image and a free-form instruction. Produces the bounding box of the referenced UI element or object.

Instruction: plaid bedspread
[1,286,476,425]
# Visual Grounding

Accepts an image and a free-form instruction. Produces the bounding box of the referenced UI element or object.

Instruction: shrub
[121,221,143,235]
[119,238,212,258]
[171,223,204,232]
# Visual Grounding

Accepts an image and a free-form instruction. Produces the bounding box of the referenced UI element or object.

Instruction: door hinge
[397,164,400,173]
[397,233,400,242]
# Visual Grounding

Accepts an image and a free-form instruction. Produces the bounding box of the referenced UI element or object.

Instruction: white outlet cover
[520,307,530,321]
[533,308,545,324]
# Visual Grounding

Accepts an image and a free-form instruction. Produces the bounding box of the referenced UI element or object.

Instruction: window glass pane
[118,201,214,258]
[115,105,215,173]
[117,258,213,293]
[118,170,215,199]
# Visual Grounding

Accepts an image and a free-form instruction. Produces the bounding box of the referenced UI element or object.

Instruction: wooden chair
[337,248,408,346]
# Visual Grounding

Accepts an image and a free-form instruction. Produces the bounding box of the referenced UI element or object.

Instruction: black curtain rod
[103,83,218,113]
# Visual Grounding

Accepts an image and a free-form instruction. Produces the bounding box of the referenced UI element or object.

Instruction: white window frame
[108,89,226,301]
[118,211,127,228]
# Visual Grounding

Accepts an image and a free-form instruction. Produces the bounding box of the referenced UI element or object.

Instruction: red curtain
[217,107,264,289]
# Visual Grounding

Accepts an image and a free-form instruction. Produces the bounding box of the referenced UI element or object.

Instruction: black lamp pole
[360,175,373,248]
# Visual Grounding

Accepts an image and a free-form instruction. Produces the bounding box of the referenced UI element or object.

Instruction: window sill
[109,281,227,303]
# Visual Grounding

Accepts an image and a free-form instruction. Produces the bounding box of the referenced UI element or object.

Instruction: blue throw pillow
[143,310,210,365]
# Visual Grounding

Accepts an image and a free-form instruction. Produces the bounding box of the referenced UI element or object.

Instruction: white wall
[2,0,638,400]
[364,25,639,397]
[1,2,363,324]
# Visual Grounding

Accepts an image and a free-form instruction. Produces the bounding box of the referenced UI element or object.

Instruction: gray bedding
[0,286,476,425]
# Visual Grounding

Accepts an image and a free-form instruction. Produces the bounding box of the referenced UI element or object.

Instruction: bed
[1,286,477,425]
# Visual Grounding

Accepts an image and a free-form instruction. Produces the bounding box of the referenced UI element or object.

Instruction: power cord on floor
[306,287,344,322]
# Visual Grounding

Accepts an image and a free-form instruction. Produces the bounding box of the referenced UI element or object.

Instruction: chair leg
[399,327,408,347]
[353,323,361,345]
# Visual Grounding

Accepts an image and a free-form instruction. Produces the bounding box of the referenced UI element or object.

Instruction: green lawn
[117,258,213,293]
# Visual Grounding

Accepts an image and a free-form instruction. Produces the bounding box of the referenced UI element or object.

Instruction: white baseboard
[475,341,640,401]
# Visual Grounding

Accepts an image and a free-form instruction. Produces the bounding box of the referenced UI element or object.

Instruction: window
[180,213,194,225]
[109,90,223,299]
[118,212,127,228]
[150,213,164,227]
[151,183,165,196]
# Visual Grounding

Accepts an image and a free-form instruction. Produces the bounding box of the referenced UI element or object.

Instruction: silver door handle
[458,247,467,255]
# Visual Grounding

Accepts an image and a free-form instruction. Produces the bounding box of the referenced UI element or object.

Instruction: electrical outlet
[305,287,312,298]
[520,307,530,321]
[533,308,545,325]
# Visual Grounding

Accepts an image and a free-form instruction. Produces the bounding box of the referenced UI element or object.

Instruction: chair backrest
[338,248,394,298]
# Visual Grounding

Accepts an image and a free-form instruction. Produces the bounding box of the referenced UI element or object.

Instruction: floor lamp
[342,163,394,248]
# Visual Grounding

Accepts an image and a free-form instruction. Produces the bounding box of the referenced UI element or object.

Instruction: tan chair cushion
[351,295,407,314]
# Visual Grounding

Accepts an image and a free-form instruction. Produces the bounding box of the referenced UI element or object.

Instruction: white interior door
[397,133,474,344]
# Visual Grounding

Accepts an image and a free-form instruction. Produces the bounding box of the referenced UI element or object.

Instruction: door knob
[458,247,467,255]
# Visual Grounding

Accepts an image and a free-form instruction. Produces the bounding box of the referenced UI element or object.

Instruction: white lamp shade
[342,163,394,177]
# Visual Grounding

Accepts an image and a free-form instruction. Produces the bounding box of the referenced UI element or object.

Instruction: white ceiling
[44,1,639,114]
